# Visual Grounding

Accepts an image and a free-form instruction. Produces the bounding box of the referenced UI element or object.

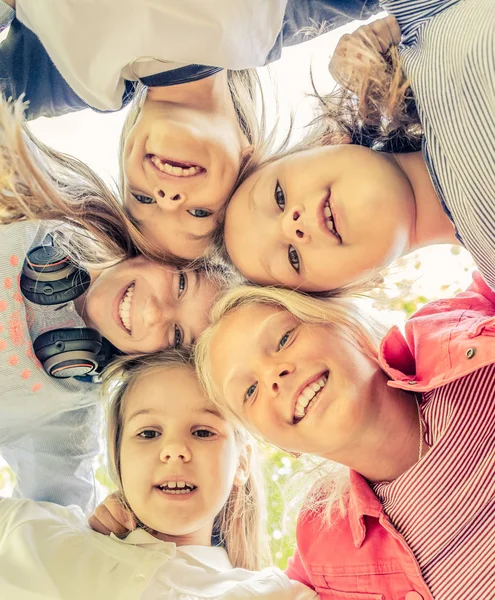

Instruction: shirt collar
[176,545,233,572]
[110,528,176,557]
[347,470,385,548]
[109,529,233,571]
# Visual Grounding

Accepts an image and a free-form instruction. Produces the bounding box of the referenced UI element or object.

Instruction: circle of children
[0,0,493,598]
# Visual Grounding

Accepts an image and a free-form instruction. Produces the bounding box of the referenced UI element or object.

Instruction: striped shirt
[382,0,495,290]
[373,364,495,599]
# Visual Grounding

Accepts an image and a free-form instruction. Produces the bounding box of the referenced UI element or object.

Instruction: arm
[266,0,382,64]
[285,545,315,590]
[0,17,89,119]
[1,404,101,513]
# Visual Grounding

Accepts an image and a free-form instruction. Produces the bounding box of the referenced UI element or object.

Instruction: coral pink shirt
[286,273,495,600]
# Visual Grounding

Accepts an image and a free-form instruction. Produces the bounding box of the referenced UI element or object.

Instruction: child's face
[82,257,219,353]
[224,145,415,292]
[119,366,243,546]
[208,304,380,459]
[123,95,249,260]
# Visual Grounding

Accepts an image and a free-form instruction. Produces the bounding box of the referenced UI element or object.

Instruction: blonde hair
[118,70,271,254]
[195,285,388,524]
[0,96,188,270]
[104,349,270,571]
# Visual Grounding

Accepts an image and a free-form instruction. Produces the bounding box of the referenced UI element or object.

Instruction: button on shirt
[0,498,317,600]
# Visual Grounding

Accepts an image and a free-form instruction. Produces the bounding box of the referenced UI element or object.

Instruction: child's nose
[282,205,310,244]
[142,295,167,329]
[153,187,186,211]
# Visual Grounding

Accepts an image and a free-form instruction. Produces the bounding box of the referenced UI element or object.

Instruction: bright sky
[0,16,475,495]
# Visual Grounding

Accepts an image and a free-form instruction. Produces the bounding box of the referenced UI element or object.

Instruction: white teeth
[119,283,135,333]
[158,481,195,491]
[323,200,339,235]
[294,376,328,423]
[150,155,202,177]
[302,387,315,401]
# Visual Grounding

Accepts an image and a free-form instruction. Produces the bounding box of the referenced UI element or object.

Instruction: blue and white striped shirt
[382,0,495,289]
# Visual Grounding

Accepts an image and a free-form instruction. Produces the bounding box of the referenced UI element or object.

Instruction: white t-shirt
[14,0,287,111]
[0,497,318,600]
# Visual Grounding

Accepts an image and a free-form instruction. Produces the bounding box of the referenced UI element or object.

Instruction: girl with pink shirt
[193,276,495,600]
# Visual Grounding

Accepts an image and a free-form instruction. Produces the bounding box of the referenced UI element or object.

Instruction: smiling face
[224,145,416,292]
[209,303,382,458]
[123,94,249,259]
[119,366,242,545]
[81,257,219,353]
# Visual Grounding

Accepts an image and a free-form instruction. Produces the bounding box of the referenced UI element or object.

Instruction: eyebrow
[127,406,223,423]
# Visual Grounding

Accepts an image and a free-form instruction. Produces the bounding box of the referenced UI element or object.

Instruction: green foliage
[261,446,300,569]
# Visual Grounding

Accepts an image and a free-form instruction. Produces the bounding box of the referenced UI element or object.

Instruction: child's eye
[178,272,187,297]
[274,181,285,210]
[173,324,184,349]
[138,430,160,439]
[193,429,215,438]
[132,192,156,205]
[188,208,212,218]
[288,246,300,272]
[244,383,257,404]
[277,329,293,351]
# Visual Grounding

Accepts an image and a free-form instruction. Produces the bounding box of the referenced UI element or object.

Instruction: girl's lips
[146,154,206,181]
[329,195,342,240]
[316,191,341,242]
[112,282,134,335]
[291,370,329,424]
[154,486,198,501]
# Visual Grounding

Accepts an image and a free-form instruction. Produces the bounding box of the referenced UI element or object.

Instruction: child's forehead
[124,366,223,420]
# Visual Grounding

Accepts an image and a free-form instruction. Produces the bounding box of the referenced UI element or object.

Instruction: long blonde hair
[104,349,270,571]
[195,285,388,524]
[0,96,188,270]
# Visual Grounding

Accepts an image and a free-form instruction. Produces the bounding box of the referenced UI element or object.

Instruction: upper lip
[290,370,329,424]
[317,191,342,243]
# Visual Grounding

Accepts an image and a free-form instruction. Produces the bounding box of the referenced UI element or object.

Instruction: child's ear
[240,144,255,167]
[234,443,252,487]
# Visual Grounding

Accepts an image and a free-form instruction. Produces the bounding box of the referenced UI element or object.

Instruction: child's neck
[391,152,459,250]
[147,71,232,114]
[151,529,213,547]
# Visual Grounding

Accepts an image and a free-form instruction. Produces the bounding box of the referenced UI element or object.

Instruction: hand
[88,491,136,536]
[329,15,401,92]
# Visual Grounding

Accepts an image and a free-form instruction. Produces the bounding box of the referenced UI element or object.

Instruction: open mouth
[119,283,135,333]
[147,154,205,177]
[320,194,342,243]
[293,371,329,424]
[155,480,197,495]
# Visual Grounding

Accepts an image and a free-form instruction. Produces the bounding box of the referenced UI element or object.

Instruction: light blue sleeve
[1,404,102,514]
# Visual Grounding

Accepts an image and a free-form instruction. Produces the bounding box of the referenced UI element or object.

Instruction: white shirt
[0,497,318,600]
[0,221,100,512]
[14,0,287,111]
